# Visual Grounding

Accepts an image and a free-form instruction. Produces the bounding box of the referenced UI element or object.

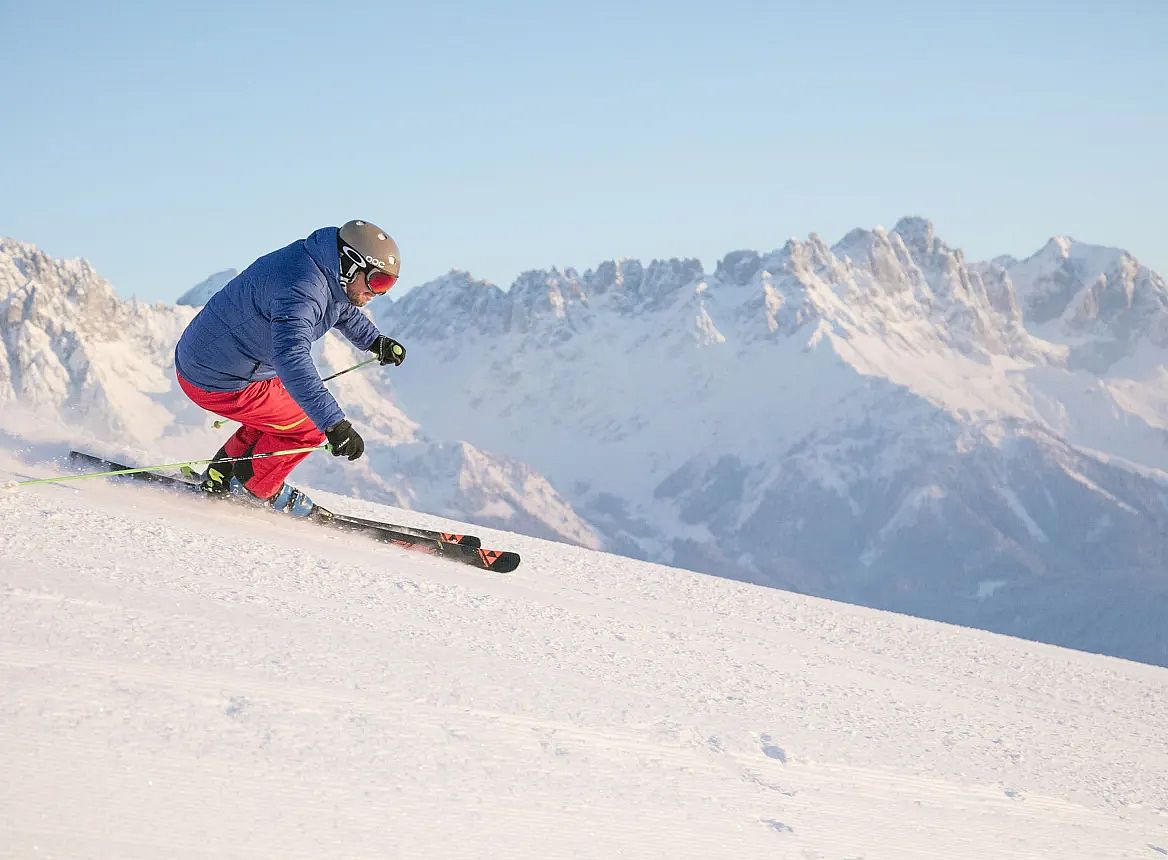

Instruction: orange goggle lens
[367,270,398,294]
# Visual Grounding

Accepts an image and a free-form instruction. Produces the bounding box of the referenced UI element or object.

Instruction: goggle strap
[338,243,369,284]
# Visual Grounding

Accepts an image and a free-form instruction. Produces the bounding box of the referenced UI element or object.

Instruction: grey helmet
[337,219,401,287]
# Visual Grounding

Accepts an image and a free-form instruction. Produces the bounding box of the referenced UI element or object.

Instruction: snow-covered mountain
[176,268,237,306]
[0,238,597,546]
[994,236,1168,370]
[3,221,1167,666]
[3,442,1167,858]
[372,218,1168,666]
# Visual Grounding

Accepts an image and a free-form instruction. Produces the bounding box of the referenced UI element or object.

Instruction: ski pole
[2,445,331,490]
[322,357,378,383]
[212,359,379,429]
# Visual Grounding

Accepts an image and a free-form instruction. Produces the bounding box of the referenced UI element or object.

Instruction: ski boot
[227,477,317,518]
[265,481,318,518]
[198,445,234,495]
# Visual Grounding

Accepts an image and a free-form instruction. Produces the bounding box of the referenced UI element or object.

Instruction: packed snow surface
[1,444,1166,859]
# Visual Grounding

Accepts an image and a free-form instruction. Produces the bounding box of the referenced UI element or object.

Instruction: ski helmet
[337,220,401,292]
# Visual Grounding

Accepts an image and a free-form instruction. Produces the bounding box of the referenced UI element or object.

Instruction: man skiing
[174,220,405,517]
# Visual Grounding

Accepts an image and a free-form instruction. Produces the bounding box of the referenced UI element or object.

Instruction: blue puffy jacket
[175,226,381,432]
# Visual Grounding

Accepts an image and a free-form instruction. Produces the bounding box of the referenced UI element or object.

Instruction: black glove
[369,335,406,367]
[325,419,365,461]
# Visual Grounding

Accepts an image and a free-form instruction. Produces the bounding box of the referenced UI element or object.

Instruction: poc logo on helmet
[365,254,395,270]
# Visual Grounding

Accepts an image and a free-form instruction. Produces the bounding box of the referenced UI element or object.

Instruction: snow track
[1,448,1166,858]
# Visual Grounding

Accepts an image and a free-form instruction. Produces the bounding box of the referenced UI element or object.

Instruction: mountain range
[2,218,1166,664]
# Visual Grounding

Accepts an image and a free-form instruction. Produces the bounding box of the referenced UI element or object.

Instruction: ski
[71,451,482,548]
[323,511,482,550]
[305,508,519,572]
[67,451,519,573]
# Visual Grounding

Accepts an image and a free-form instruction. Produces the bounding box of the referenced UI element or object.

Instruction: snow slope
[2,442,1166,859]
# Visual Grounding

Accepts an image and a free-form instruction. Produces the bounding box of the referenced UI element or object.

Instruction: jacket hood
[303,226,347,303]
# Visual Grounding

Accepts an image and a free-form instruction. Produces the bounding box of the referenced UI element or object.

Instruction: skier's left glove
[369,335,406,367]
[325,420,365,461]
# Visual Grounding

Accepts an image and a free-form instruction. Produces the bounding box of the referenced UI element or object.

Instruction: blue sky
[2,1,1166,302]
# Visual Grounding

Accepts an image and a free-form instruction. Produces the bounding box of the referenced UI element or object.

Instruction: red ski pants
[177,373,326,500]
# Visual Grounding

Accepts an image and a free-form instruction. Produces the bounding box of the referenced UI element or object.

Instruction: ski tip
[480,550,521,573]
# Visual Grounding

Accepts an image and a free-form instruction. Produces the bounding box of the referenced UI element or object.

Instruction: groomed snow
[1,443,1166,859]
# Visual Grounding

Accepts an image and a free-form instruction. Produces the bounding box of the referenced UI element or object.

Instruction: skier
[174,220,406,517]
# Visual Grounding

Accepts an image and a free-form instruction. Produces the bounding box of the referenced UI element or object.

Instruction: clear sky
[2,0,1166,302]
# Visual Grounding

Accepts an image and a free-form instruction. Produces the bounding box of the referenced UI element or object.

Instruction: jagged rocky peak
[831,225,924,294]
[637,257,703,303]
[1038,235,1075,260]
[0,238,57,284]
[585,258,645,294]
[511,266,578,296]
[1005,235,1168,341]
[0,238,39,277]
[891,216,942,258]
[744,218,948,289]
[0,239,124,334]
[713,250,762,286]
[1,238,99,295]
[376,269,509,340]
[800,232,837,269]
[832,225,884,257]
[0,239,195,425]
[507,267,588,321]
[781,235,826,275]
[508,256,703,315]
[419,269,505,302]
[886,217,990,310]
[968,261,1024,325]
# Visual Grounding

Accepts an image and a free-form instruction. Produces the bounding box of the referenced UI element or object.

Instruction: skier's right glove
[325,419,365,461]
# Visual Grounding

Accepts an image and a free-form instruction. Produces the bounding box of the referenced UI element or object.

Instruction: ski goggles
[340,244,399,294]
[367,269,398,294]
